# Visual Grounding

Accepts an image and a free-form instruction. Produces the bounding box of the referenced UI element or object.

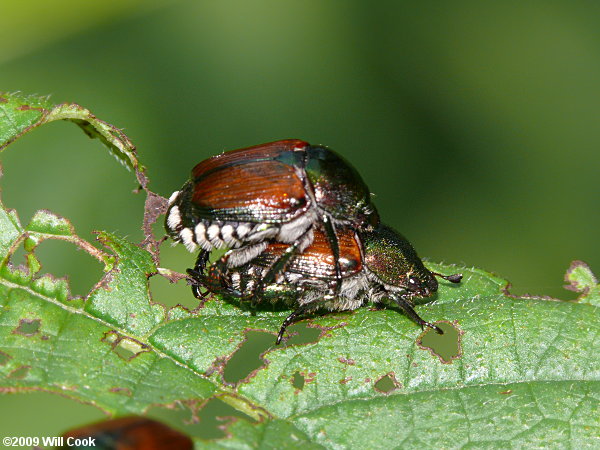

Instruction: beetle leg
[391,295,443,335]
[198,250,212,272]
[321,216,342,297]
[276,303,312,345]
[186,250,211,299]
[251,227,313,305]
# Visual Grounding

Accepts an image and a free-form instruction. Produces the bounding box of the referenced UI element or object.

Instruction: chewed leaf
[564,260,600,306]
[0,93,52,146]
[26,210,74,236]
[0,91,165,261]
[85,232,165,335]
[0,92,142,174]
[0,201,21,261]
[0,195,218,419]
[0,92,599,447]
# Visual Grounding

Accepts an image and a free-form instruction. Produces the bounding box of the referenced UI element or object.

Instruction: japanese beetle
[165,139,379,292]
[196,224,462,344]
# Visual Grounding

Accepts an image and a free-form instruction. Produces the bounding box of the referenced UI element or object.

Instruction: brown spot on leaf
[304,372,317,384]
[16,104,45,112]
[204,356,228,378]
[499,389,513,395]
[339,377,352,385]
[8,365,31,379]
[109,387,133,396]
[0,96,7,103]
[338,357,356,365]
[13,318,41,337]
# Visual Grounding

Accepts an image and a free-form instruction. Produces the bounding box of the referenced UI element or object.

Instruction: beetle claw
[424,322,444,335]
[431,272,463,283]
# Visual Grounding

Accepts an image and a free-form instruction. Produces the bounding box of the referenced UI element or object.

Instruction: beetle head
[362,224,460,297]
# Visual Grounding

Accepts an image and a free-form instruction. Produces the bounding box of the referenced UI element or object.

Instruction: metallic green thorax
[362,224,437,293]
[304,146,377,225]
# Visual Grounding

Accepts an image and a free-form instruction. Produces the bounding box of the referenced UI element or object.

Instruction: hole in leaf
[114,338,149,361]
[8,365,31,379]
[13,318,41,336]
[1,242,40,284]
[151,243,196,307]
[222,322,322,385]
[151,243,227,309]
[9,244,30,272]
[282,322,321,346]
[1,120,144,245]
[374,373,399,394]
[417,321,462,363]
[196,398,255,439]
[1,391,105,440]
[291,371,305,391]
[33,239,104,298]
[101,331,149,361]
[102,330,119,345]
[148,398,254,440]
[222,330,275,384]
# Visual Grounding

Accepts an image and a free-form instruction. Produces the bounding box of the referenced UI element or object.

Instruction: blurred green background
[1,0,599,440]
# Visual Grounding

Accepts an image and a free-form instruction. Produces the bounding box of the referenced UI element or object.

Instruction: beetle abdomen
[166,184,315,254]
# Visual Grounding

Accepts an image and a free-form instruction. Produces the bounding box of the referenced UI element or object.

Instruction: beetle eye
[408,277,419,287]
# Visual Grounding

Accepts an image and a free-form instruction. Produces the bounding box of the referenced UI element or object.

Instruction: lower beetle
[194,224,462,344]
[165,139,379,293]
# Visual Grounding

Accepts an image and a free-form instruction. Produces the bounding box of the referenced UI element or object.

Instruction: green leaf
[564,260,600,306]
[0,201,217,413]
[0,91,598,447]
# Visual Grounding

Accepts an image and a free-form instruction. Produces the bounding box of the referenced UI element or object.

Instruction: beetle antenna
[431,272,462,283]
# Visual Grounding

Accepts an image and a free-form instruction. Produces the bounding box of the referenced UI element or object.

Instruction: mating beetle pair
[166,139,379,295]
[165,139,461,343]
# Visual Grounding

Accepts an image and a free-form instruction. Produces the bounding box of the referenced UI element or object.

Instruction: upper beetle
[165,139,379,290]
[199,224,462,344]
